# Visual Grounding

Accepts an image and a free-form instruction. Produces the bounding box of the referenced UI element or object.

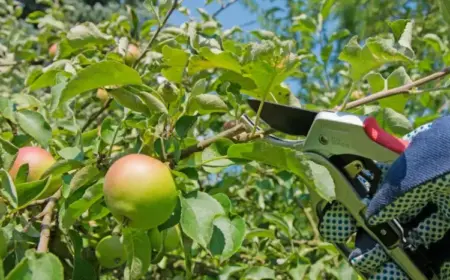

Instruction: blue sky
[169,0,279,31]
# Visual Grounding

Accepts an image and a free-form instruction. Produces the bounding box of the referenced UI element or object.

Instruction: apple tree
[1,0,450,279]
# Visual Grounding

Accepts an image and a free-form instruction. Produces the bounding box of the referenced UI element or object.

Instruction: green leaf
[320,0,334,20]
[101,117,124,145]
[0,97,15,122]
[381,67,411,112]
[191,78,207,96]
[0,169,17,208]
[263,212,290,237]
[245,228,276,240]
[60,182,103,229]
[339,36,412,81]
[209,216,246,261]
[389,20,413,49]
[188,47,241,75]
[28,70,71,91]
[108,88,150,115]
[187,94,228,115]
[201,138,235,173]
[0,138,18,170]
[329,29,350,42]
[180,191,225,248]
[376,108,412,136]
[219,266,247,280]
[68,230,97,280]
[60,61,142,104]
[41,159,84,179]
[243,266,275,280]
[161,45,189,83]
[69,165,100,193]
[289,264,310,280]
[213,193,232,214]
[306,161,336,201]
[438,0,450,26]
[134,91,168,114]
[423,33,445,53]
[175,116,197,138]
[66,22,114,49]
[291,14,317,33]
[15,177,51,208]
[123,228,152,280]
[5,250,64,280]
[228,141,312,185]
[16,110,52,147]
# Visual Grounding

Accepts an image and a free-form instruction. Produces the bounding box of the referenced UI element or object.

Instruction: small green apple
[149,226,181,253]
[124,44,140,65]
[95,235,127,268]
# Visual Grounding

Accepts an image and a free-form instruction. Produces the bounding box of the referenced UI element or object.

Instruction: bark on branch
[336,67,450,111]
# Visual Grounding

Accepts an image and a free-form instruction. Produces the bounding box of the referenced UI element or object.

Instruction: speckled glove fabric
[319,116,450,279]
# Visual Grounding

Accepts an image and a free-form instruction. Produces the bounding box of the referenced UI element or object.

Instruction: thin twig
[212,0,239,18]
[295,197,320,241]
[168,122,273,168]
[6,119,17,136]
[81,98,113,132]
[169,123,246,165]
[37,190,61,253]
[133,0,179,67]
[335,67,450,111]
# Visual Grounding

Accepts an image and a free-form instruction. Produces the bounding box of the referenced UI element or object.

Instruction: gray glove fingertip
[368,262,410,280]
[318,201,357,243]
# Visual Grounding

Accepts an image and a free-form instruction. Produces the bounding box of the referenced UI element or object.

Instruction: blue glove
[318,117,450,279]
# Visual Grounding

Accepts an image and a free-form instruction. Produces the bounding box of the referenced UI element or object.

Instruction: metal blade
[247,99,318,136]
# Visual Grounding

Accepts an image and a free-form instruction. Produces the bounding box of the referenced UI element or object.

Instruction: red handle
[363,117,409,154]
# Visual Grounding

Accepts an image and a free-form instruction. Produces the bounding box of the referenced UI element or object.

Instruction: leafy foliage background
[1,0,450,279]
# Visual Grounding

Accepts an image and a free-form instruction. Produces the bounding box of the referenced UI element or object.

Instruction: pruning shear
[242,99,439,280]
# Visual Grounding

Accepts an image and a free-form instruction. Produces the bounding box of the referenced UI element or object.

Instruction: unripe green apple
[158,81,178,103]
[49,43,57,58]
[103,154,178,229]
[97,88,109,102]
[149,226,181,253]
[9,146,61,199]
[124,44,140,66]
[95,235,126,268]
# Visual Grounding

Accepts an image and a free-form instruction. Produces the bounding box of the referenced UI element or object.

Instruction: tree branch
[133,0,179,67]
[168,122,274,167]
[37,190,61,253]
[81,98,113,132]
[213,0,239,18]
[335,67,450,111]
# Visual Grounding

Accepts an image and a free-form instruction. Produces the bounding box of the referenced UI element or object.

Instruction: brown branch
[336,67,450,111]
[81,98,113,132]
[169,123,246,166]
[133,0,179,67]
[213,0,239,18]
[37,190,61,253]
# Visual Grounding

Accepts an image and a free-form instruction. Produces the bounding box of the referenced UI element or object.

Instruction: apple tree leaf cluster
[1,0,450,279]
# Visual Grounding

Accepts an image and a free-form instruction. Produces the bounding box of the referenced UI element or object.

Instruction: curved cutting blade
[247,99,318,136]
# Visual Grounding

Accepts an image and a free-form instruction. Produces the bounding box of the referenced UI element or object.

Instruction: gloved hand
[318,116,450,279]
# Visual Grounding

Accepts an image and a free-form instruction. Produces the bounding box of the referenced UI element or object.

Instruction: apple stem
[81,98,113,132]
